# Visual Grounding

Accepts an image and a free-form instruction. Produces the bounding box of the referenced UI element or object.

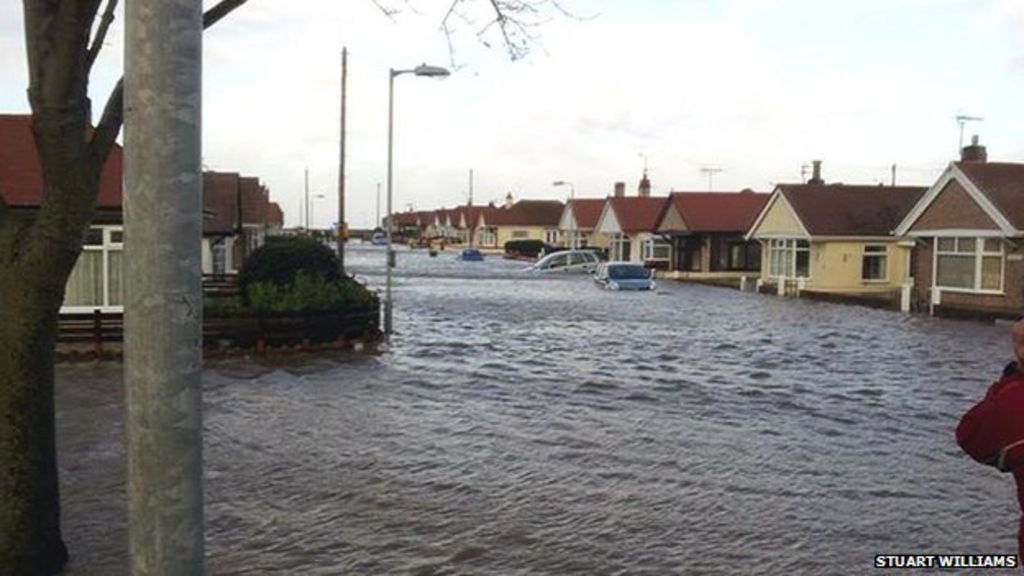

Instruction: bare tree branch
[88,0,250,163]
[204,0,249,29]
[86,0,119,72]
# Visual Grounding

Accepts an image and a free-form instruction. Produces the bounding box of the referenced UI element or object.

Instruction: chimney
[807,160,824,185]
[614,182,626,197]
[504,192,514,208]
[961,135,988,163]
[638,170,651,197]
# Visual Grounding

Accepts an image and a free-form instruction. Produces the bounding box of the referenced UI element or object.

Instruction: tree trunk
[0,116,94,573]
[0,265,69,575]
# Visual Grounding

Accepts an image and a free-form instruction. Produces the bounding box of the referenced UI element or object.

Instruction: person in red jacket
[957,317,1024,557]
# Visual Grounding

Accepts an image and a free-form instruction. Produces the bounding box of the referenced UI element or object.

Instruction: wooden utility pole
[124,0,205,573]
[338,47,348,272]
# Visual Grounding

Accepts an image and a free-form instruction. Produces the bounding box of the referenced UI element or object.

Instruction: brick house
[894,142,1024,319]
[1,113,283,312]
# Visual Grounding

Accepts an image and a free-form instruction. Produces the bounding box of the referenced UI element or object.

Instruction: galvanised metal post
[385,68,395,336]
[124,0,204,573]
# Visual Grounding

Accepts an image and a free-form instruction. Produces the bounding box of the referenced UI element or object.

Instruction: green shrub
[247,273,377,314]
[239,236,340,298]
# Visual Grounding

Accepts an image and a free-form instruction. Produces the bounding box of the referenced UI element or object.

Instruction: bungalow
[655,190,769,284]
[894,140,1024,318]
[1,113,283,312]
[473,194,564,249]
[746,164,926,307]
[558,198,608,249]
[593,195,669,264]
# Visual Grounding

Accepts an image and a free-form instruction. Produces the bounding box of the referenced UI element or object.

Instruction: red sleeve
[956,380,1010,465]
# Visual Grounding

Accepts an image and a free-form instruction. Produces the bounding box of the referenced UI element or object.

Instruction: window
[862,245,888,281]
[766,239,810,278]
[64,226,123,310]
[610,235,632,261]
[935,237,1004,292]
[511,230,529,239]
[642,238,671,262]
[726,241,761,271]
[545,229,559,244]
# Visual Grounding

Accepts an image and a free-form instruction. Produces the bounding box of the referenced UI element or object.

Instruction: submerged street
[59,244,1016,574]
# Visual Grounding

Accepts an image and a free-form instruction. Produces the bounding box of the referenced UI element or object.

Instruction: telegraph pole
[124,0,204,573]
[337,47,347,272]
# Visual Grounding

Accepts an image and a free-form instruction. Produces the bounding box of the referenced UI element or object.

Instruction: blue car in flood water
[593,262,656,291]
[457,248,485,261]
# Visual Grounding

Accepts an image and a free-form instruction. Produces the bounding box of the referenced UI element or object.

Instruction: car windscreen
[608,265,649,280]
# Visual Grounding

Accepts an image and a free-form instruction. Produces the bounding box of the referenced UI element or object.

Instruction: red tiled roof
[239,177,267,225]
[202,171,239,235]
[416,211,438,227]
[390,211,419,227]
[569,198,606,229]
[486,199,564,227]
[266,202,283,228]
[955,161,1024,230]
[0,113,122,209]
[607,196,668,233]
[661,191,769,233]
[779,184,927,236]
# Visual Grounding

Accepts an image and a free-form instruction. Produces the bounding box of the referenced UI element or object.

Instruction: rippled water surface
[58,244,1018,574]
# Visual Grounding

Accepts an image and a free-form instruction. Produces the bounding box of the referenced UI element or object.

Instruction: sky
[2,0,1024,228]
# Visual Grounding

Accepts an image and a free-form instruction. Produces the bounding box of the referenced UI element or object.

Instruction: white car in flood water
[525,249,602,274]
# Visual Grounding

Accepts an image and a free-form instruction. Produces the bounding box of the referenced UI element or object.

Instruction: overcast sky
[2,0,1023,228]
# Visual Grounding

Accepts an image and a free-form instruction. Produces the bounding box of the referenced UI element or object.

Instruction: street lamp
[553,180,575,250]
[385,63,450,336]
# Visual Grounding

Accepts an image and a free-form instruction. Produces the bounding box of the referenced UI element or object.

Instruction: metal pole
[338,47,347,272]
[304,168,310,230]
[570,184,576,250]
[124,0,204,572]
[385,69,395,335]
[376,182,381,226]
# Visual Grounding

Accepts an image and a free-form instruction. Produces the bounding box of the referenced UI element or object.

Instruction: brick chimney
[638,170,651,197]
[614,182,626,197]
[961,135,987,163]
[807,160,824,185]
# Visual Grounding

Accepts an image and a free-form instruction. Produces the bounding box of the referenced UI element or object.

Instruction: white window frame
[610,233,631,261]
[642,237,671,262]
[933,236,1005,294]
[544,229,559,245]
[766,239,810,279]
[861,244,888,283]
[62,225,124,313]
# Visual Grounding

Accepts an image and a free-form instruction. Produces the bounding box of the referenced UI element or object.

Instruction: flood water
[58,244,1018,575]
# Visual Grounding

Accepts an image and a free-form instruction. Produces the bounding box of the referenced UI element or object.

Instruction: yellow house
[747,179,926,308]
[473,196,564,249]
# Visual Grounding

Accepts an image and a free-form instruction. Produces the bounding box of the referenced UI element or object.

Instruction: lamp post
[385,63,450,336]
[553,180,575,250]
[310,193,326,233]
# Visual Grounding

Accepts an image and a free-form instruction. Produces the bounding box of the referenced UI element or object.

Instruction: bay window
[642,237,671,262]
[935,237,1003,292]
[766,239,810,278]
